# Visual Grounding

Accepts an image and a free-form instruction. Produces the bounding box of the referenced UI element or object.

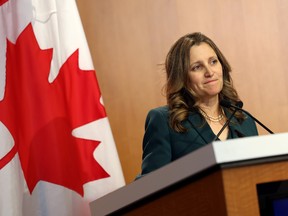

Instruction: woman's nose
[204,66,214,77]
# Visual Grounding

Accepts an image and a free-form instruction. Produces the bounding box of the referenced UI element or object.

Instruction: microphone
[220,99,274,134]
[213,100,243,141]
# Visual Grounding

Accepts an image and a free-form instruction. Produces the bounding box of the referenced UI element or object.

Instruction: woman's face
[188,42,223,101]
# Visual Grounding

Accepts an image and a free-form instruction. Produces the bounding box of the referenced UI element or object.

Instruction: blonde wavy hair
[164,32,244,133]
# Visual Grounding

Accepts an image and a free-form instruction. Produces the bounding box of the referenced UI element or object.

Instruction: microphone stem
[213,109,237,141]
[230,105,274,134]
[242,111,274,134]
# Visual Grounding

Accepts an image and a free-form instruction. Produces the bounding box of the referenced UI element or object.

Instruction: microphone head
[236,101,243,108]
[220,99,231,108]
[220,99,243,108]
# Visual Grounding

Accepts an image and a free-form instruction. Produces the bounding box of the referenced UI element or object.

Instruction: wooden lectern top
[90,133,288,216]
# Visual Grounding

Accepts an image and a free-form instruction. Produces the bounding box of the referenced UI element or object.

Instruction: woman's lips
[204,79,217,84]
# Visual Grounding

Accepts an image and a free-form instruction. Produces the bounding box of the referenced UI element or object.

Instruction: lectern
[90,133,288,216]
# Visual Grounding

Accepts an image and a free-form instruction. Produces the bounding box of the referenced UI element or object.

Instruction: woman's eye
[211,59,218,65]
[192,65,202,71]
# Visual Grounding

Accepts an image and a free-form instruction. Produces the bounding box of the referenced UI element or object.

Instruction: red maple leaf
[0,0,8,6]
[0,23,110,196]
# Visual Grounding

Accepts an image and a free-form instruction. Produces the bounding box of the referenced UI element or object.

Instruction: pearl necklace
[199,109,224,122]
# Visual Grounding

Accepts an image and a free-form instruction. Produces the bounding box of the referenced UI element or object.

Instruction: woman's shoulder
[146,105,169,121]
[149,105,169,113]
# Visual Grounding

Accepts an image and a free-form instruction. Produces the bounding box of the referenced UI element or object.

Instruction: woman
[138,32,258,177]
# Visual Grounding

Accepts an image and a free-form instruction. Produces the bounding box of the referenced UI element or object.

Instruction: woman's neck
[198,97,221,117]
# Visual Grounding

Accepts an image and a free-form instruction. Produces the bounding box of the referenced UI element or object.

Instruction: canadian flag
[0,0,125,215]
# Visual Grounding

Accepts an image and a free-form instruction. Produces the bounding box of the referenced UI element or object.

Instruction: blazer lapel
[224,109,246,138]
[187,111,216,144]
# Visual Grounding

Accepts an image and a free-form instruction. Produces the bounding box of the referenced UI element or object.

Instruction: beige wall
[77,0,288,183]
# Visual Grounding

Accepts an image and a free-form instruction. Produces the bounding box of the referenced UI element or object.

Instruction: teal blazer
[139,106,258,177]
